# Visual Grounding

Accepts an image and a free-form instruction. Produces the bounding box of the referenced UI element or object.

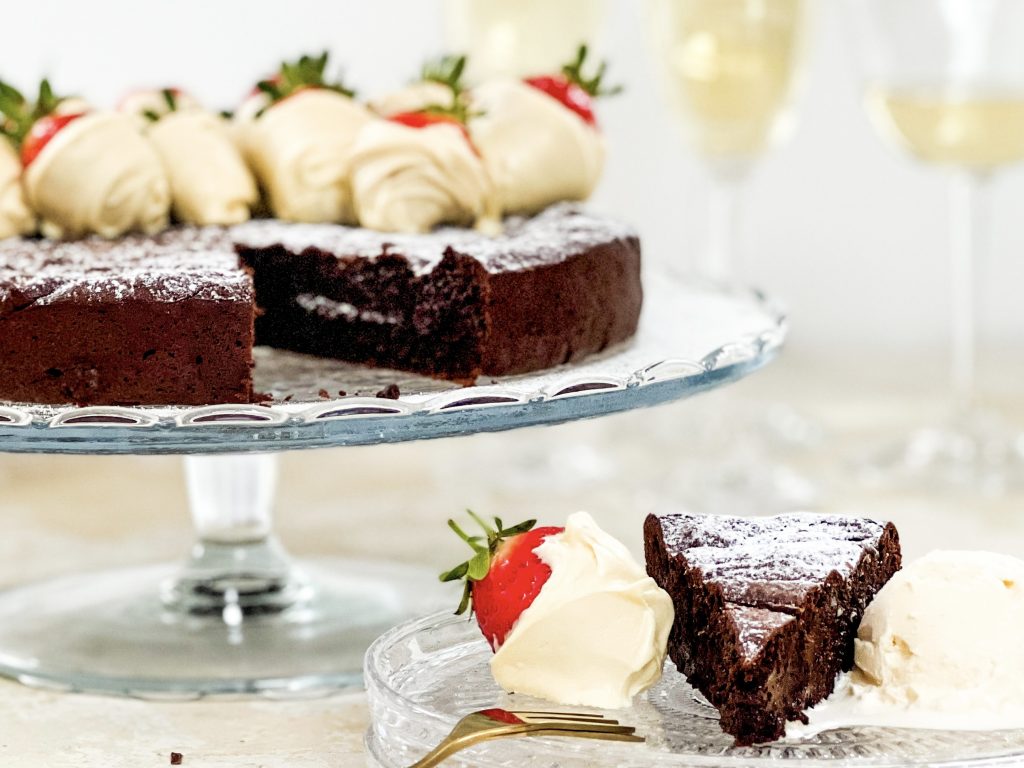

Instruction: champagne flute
[644,0,820,514]
[647,0,809,280]
[848,0,1024,492]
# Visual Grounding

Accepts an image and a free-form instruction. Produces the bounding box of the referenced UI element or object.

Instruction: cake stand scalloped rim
[0,282,786,454]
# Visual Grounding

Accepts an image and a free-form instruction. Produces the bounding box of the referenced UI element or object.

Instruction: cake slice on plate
[644,512,901,746]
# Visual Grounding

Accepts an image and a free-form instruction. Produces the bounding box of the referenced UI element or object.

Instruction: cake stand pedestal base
[0,454,448,697]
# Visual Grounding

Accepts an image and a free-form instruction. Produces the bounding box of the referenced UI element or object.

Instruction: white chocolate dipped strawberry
[349,58,497,234]
[5,80,170,239]
[122,88,257,226]
[442,511,674,709]
[233,52,372,224]
[469,45,615,215]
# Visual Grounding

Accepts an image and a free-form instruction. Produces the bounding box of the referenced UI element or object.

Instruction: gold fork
[406,707,644,768]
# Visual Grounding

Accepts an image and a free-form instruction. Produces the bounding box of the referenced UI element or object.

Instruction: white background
[3,0,1022,356]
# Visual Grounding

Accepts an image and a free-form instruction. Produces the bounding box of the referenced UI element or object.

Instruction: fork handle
[407,734,480,768]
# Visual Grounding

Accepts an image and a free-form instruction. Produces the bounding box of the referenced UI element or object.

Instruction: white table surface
[2,349,1022,767]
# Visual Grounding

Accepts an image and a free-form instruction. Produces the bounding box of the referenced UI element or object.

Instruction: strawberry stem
[561,44,623,98]
[0,78,72,148]
[411,53,479,124]
[255,51,357,117]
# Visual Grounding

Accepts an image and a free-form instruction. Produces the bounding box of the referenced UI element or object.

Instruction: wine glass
[848,0,1024,493]
[647,0,809,280]
[644,0,820,514]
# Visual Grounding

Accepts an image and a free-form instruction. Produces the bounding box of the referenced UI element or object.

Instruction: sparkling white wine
[443,0,608,80]
[650,0,806,162]
[866,87,1024,170]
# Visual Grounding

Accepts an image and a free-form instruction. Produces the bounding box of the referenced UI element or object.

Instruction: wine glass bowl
[648,0,809,178]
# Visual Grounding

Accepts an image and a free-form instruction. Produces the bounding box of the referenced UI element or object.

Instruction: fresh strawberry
[390,110,472,143]
[0,78,81,166]
[524,44,622,127]
[21,112,85,167]
[250,51,355,116]
[440,511,563,651]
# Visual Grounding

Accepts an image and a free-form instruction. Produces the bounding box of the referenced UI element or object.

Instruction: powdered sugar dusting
[657,513,887,612]
[0,227,252,311]
[729,604,795,659]
[230,203,637,277]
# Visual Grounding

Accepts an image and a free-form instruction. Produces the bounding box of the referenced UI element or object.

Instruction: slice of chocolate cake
[0,228,255,406]
[232,204,642,383]
[644,512,901,746]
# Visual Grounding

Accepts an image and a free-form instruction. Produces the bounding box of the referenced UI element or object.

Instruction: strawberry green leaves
[440,511,537,616]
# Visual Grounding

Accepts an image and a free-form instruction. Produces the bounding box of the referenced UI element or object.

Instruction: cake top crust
[653,512,888,613]
[0,227,251,312]
[230,204,638,276]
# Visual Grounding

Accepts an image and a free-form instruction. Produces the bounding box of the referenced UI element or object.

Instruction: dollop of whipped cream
[490,511,674,709]
[234,89,372,223]
[348,119,497,234]
[146,109,258,225]
[790,550,1024,738]
[0,139,34,239]
[369,81,455,118]
[469,79,605,215]
[24,112,170,239]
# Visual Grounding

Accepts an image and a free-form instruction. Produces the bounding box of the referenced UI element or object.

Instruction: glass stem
[704,173,745,283]
[948,171,988,417]
[164,454,308,621]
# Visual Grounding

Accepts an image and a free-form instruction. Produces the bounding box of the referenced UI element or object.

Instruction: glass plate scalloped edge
[0,281,787,454]
[363,611,1024,768]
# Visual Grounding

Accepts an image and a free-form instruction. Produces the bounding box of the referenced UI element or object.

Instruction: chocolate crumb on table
[375,384,400,400]
[170,752,183,765]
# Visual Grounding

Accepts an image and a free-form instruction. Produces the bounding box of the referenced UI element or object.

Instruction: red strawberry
[21,112,85,167]
[523,44,622,127]
[441,512,564,651]
[390,110,472,143]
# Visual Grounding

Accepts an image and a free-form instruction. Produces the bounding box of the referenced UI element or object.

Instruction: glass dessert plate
[365,611,1024,768]
[0,281,785,697]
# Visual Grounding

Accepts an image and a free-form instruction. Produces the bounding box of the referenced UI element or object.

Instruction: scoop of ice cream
[0,138,34,239]
[233,88,372,223]
[369,81,456,118]
[146,110,258,225]
[24,111,170,239]
[348,119,497,234]
[490,511,674,709]
[854,550,1024,710]
[791,550,1024,738]
[469,79,604,215]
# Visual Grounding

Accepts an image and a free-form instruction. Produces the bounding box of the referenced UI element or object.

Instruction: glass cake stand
[0,281,785,698]
[365,612,1024,768]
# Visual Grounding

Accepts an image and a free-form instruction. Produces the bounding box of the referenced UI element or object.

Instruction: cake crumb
[376,384,400,400]
[337,389,347,397]
[170,752,183,765]
[318,389,330,399]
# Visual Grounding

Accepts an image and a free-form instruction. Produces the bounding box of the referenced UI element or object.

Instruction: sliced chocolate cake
[0,228,255,406]
[233,205,642,383]
[644,512,901,746]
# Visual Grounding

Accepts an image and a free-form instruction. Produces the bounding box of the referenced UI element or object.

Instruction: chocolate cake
[644,512,901,746]
[0,206,641,406]
[233,205,642,383]
[0,228,255,406]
